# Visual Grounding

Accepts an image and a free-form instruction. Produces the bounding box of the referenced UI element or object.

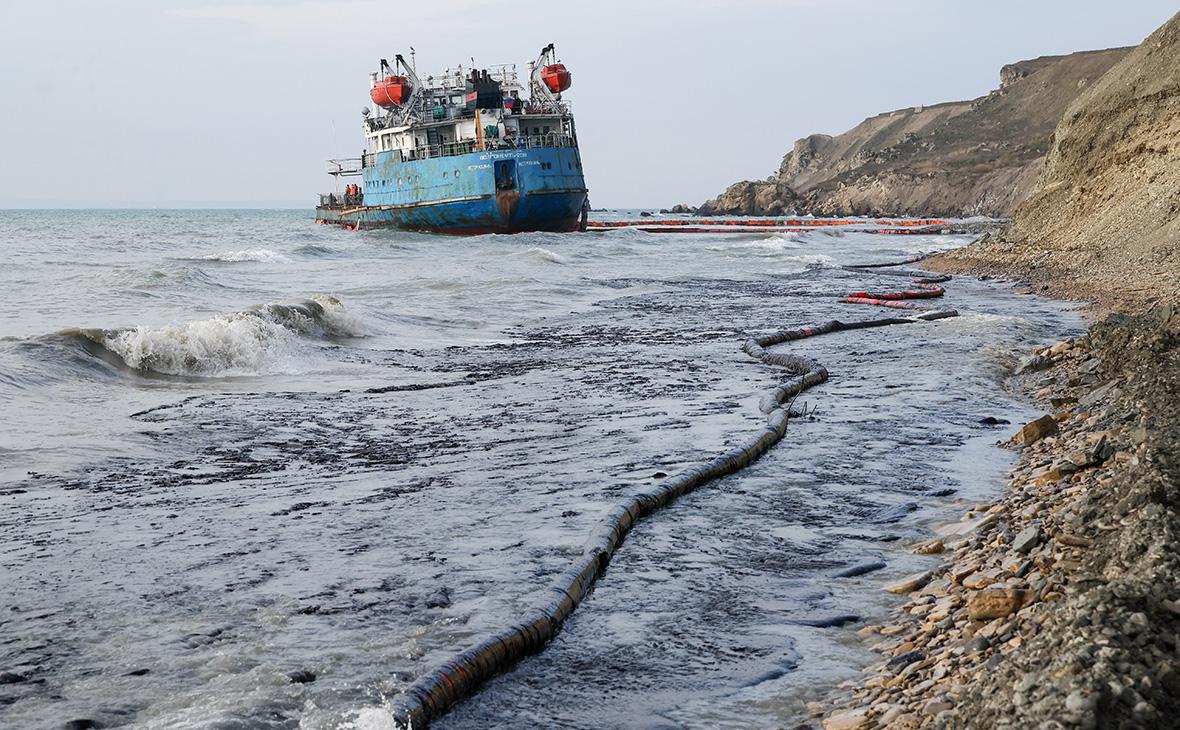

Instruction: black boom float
[392,256,959,728]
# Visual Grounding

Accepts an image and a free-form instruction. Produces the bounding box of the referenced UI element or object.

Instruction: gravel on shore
[807,304,1180,730]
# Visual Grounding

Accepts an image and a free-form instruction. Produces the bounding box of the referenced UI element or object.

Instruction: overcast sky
[0,1,1175,209]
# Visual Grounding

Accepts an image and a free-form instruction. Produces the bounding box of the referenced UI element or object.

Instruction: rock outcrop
[698,48,1130,218]
[931,11,1180,309]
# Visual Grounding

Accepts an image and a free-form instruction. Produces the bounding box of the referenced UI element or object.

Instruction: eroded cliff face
[698,48,1130,218]
[932,11,1180,309]
[1000,14,1180,293]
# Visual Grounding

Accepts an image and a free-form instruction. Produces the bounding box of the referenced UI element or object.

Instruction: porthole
[397,177,403,185]
[443,171,448,178]
[454,169,460,177]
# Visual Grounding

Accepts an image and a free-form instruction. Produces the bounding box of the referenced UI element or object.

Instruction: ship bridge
[360,48,577,165]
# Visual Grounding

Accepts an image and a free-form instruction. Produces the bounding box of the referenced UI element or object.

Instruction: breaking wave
[704,233,806,255]
[523,246,565,264]
[197,249,291,263]
[58,295,363,377]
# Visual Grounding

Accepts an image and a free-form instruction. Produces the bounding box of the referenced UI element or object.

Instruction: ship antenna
[410,47,416,73]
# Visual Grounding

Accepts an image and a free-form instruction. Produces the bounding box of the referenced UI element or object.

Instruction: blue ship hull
[316,146,587,234]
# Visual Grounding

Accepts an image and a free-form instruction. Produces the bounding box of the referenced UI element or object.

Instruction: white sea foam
[524,246,565,263]
[95,295,363,377]
[772,252,837,273]
[893,234,973,256]
[201,248,291,263]
[704,233,806,255]
[335,706,400,730]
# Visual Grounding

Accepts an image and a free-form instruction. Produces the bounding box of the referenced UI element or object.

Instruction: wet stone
[1013,415,1059,446]
[823,708,870,730]
[886,650,925,670]
[1015,354,1053,375]
[834,561,888,578]
[978,416,1011,426]
[886,571,932,594]
[911,539,945,555]
[1012,525,1043,554]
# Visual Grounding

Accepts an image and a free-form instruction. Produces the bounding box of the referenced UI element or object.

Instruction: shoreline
[809,277,1180,728]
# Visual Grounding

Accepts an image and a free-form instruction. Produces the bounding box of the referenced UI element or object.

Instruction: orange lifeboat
[540,64,571,94]
[370,76,412,108]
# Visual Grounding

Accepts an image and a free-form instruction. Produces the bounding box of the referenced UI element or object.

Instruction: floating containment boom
[389,255,959,728]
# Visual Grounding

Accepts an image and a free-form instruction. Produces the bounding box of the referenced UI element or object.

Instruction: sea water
[0,210,1080,729]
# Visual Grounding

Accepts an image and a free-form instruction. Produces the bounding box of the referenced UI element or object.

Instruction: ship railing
[364,133,576,166]
[413,99,571,123]
[367,100,571,131]
[516,132,576,149]
[401,141,480,161]
[419,104,473,123]
[519,101,571,116]
[318,193,364,208]
[422,63,520,92]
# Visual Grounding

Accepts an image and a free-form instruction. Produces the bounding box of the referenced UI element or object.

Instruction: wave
[55,295,364,377]
[704,232,806,255]
[292,243,336,257]
[196,249,291,263]
[523,246,565,264]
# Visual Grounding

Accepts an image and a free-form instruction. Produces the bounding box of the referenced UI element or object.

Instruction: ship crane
[373,54,424,129]
[529,43,572,109]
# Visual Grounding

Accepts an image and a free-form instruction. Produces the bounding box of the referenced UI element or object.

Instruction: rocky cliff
[931,12,1180,309]
[921,13,1180,729]
[813,14,1180,730]
[698,48,1130,218]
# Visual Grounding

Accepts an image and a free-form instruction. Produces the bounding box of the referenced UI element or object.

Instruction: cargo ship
[315,44,589,234]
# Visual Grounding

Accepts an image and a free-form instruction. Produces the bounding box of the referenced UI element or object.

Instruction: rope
[389,257,958,728]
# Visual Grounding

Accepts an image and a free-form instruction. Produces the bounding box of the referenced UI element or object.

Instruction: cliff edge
[931,13,1180,309]
[698,48,1129,218]
[814,13,1180,730]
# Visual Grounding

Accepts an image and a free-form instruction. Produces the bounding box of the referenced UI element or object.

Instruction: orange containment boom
[586,218,951,233]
